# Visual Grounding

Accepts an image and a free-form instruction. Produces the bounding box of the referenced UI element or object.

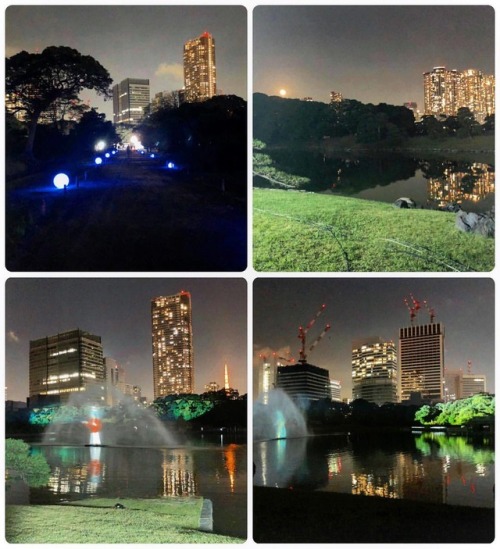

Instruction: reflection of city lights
[224,444,237,493]
[476,463,487,476]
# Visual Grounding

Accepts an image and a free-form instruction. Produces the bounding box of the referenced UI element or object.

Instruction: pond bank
[253,487,494,543]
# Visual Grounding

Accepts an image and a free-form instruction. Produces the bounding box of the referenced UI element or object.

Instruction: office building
[151,291,194,399]
[330,379,342,402]
[423,67,459,117]
[399,322,445,403]
[29,329,105,405]
[112,78,150,125]
[461,373,487,398]
[276,362,330,403]
[352,338,398,405]
[183,32,216,103]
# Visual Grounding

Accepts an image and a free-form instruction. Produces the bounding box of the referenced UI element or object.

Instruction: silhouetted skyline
[253,278,494,400]
[254,5,494,108]
[6,278,247,402]
[5,5,247,121]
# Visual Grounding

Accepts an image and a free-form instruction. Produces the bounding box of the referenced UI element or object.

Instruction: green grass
[6,498,243,544]
[253,189,494,272]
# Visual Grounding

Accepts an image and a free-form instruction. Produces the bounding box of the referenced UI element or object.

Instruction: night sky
[6,278,247,403]
[253,278,494,400]
[254,5,494,107]
[5,5,247,121]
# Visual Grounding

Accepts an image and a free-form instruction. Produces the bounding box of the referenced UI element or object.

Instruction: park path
[7,153,247,271]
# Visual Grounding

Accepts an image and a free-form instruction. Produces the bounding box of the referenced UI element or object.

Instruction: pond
[254,148,494,213]
[7,435,247,539]
[254,432,494,509]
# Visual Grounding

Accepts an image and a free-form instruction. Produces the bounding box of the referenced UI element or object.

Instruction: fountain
[253,389,309,487]
[253,388,308,441]
[42,388,177,448]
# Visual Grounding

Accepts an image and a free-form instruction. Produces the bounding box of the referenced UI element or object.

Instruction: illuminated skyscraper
[423,67,459,117]
[112,78,150,125]
[330,91,343,103]
[183,32,216,103]
[423,66,495,120]
[151,292,194,399]
[276,362,330,403]
[29,329,105,405]
[352,337,398,405]
[399,322,445,403]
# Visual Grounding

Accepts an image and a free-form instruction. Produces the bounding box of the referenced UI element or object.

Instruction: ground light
[95,157,103,165]
[167,161,176,169]
[105,152,110,158]
[53,173,70,189]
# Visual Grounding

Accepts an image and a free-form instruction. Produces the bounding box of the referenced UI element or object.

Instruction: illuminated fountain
[253,388,308,442]
[42,390,177,448]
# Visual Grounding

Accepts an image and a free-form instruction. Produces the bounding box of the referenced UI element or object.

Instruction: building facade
[399,322,445,403]
[151,291,194,399]
[330,379,342,402]
[183,32,216,103]
[352,337,398,405]
[276,362,330,403]
[461,373,487,398]
[29,329,105,405]
[112,78,150,125]
[423,66,495,120]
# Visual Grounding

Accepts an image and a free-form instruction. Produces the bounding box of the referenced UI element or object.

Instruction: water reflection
[255,149,494,213]
[254,434,494,508]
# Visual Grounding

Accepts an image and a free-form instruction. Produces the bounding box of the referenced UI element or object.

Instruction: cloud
[154,63,183,81]
[7,331,20,343]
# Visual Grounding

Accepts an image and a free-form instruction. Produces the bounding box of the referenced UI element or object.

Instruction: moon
[279,89,287,97]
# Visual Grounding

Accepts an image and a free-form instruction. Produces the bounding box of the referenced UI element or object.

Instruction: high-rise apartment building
[112,78,150,125]
[423,66,495,120]
[330,91,343,103]
[29,329,105,405]
[399,322,445,403]
[330,379,342,402]
[352,337,398,405]
[151,291,194,399]
[183,32,216,103]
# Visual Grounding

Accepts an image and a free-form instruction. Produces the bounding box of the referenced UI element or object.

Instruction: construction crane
[404,296,417,324]
[423,300,436,323]
[467,360,472,374]
[297,304,330,363]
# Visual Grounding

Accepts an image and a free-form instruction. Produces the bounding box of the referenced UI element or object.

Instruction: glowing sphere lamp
[105,152,110,158]
[95,157,103,165]
[53,173,70,189]
[167,162,175,169]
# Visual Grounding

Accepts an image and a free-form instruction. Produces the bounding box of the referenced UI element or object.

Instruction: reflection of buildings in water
[427,163,495,206]
[223,444,238,493]
[46,447,105,496]
[161,449,197,497]
[326,454,342,479]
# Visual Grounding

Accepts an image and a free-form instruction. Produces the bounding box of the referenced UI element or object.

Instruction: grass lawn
[253,188,494,272]
[6,498,243,544]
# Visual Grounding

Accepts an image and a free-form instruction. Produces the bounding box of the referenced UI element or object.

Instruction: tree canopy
[6,46,112,157]
[414,394,495,426]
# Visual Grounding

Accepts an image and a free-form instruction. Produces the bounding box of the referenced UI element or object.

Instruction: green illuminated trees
[414,394,495,426]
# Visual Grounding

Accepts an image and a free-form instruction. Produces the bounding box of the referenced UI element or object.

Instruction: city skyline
[253,279,494,401]
[254,5,494,108]
[5,5,247,121]
[6,279,247,403]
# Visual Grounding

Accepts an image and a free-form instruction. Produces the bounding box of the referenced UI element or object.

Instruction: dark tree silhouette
[6,46,112,158]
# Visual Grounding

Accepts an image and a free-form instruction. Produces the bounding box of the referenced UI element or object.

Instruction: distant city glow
[53,173,69,189]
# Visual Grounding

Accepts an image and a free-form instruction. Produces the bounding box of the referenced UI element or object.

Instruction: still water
[254,149,494,213]
[8,437,247,539]
[254,433,494,508]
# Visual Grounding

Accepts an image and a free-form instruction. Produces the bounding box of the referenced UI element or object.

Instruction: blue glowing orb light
[112,150,117,155]
[105,152,110,158]
[53,173,70,189]
[95,157,103,165]
[150,153,155,158]
[167,161,176,169]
